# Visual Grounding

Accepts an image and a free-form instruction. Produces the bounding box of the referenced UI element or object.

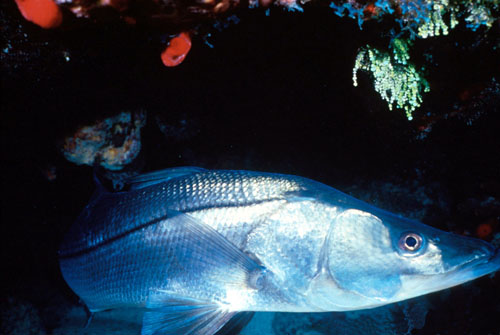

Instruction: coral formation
[62,111,146,170]
[244,297,429,335]
[353,39,429,120]
[332,0,498,119]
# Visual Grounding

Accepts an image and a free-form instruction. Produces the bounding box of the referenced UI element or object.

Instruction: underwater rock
[274,299,429,335]
[241,297,430,335]
[52,306,143,335]
[491,232,500,249]
[62,111,146,171]
[0,297,46,335]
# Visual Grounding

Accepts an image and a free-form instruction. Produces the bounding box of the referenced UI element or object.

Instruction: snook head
[309,208,500,311]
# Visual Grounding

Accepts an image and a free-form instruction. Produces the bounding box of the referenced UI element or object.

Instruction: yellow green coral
[339,0,498,120]
[464,0,497,31]
[416,0,457,38]
[353,39,430,120]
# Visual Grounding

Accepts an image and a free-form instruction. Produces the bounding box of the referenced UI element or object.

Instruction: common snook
[59,167,500,335]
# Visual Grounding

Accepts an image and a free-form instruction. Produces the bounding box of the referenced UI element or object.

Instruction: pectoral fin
[141,213,263,335]
[165,211,265,286]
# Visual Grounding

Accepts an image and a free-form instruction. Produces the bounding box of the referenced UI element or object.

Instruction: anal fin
[142,292,235,335]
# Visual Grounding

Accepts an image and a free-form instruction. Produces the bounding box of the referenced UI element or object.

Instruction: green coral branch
[416,0,457,39]
[340,0,498,120]
[353,39,430,120]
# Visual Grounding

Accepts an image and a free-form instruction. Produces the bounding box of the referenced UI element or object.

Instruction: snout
[448,239,500,284]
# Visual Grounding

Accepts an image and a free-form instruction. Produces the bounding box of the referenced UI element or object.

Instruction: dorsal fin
[127,167,207,190]
[88,170,111,203]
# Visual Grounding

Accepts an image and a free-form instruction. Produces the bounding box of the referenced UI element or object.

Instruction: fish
[59,167,500,335]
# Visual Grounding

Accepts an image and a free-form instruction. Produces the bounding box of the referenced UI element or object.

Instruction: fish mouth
[430,246,500,292]
[455,246,500,279]
[396,246,500,302]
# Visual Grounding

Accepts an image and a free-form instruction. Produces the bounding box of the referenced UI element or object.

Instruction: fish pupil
[405,236,417,248]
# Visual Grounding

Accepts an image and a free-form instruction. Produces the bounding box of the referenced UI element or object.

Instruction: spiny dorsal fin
[88,171,111,203]
[127,167,207,190]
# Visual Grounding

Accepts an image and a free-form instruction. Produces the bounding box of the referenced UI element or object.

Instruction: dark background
[1,0,500,334]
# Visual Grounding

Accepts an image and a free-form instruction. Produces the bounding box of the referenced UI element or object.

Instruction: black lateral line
[58,199,281,259]
[58,213,169,259]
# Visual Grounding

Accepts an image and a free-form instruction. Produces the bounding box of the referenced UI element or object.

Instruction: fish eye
[398,232,423,253]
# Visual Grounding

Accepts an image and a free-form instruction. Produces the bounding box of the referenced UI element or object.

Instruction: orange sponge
[15,0,62,29]
[161,32,192,67]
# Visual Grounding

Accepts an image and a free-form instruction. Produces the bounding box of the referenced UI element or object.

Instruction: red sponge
[15,0,62,29]
[161,32,192,67]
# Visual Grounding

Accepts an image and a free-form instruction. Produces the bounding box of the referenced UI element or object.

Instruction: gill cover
[328,209,402,300]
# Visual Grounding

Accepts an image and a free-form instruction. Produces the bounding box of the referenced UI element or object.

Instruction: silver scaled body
[59,168,500,335]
